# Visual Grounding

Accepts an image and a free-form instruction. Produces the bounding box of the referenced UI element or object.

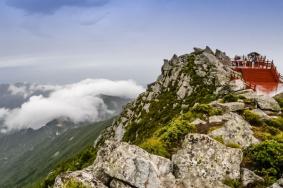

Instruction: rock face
[172,134,242,183]
[53,48,283,188]
[238,90,281,112]
[241,168,264,187]
[209,113,259,148]
[92,141,175,188]
[98,47,237,144]
[211,101,245,112]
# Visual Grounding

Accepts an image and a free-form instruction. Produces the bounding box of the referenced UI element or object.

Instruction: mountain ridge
[53,47,283,188]
[11,47,283,188]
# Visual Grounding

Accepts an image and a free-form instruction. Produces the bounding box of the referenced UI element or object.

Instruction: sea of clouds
[0,79,144,132]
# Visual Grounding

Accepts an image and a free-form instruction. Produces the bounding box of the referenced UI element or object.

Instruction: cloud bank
[0,79,144,132]
[6,0,109,14]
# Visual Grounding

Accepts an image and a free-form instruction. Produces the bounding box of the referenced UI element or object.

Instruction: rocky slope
[53,47,283,188]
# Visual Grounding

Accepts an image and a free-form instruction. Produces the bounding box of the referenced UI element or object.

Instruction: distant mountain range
[0,119,113,187]
[0,82,131,187]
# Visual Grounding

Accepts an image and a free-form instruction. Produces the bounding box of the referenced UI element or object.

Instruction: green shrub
[274,96,283,108]
[265,117,283,131]
[226,142,241,148]
[243,140,283,184]
[192,103,222,116]
[223,94,239,103]
[243,110,262,126]
[252,125,281,142]
[139,138,169,157]
[223,178,241,188]
[159,117,196,150]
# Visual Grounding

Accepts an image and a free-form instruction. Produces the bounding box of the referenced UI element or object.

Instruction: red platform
[231,54,282,95]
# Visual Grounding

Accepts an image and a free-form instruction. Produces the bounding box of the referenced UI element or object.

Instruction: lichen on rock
[172,134,242,183]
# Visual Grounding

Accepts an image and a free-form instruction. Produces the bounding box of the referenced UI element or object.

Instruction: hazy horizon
[0,0,282,85]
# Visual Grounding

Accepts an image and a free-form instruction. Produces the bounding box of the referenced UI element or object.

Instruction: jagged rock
[92,141,175,188]
[194,47,204,53]
[194,52,232,87]
[172,134,242,183]
[239,90,281,111]
[162,59,172,73]
[208,115,225,125]
[215,49,231,65]
[228,79,246,92]
[209,113,259,148]
[191,118,206,126]
[241,168,264,187]
[204,46,214,55]
[54,170,107,188]
[101,48,234,142]
[211,101,245,112]
[114,123,125,141]
[110,179,133,188]
[268,178,283,188]
[177,79,192,99]
[256,95,281,112]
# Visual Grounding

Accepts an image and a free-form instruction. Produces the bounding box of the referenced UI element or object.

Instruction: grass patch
[223,94,239,103]
[265,117,283,131]
[192,103,222,117]
[139,138,169,157]
[64,179,89,188]
[226,142,241,148]
[123,53,220,150]
[274,94,283,108]
[243,110,262,126]
[213,136,224,144]
[37,145,97,188]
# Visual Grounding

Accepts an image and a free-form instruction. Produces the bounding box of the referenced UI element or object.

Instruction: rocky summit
[53,47,283,188]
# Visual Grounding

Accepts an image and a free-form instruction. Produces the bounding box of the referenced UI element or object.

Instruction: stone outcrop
[172,134,242,184]
[215,49,231,65]
[238,90,281,112]
[211,101,245,112]
[96,47,237,145]
[241,168,264,187]
[92,141,175,188]
[53,48,283,188]
[209,113,259,148]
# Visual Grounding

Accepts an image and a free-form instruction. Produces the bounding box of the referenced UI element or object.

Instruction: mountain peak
[52,48,283,188]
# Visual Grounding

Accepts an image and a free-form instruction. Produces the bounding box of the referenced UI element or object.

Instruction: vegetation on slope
[243,140,283,185]
[240,94,283,185]
[123,54,223,157]
[1,119,112,188]
[32,145,97,188]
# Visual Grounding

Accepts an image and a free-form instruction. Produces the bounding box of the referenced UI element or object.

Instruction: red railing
[231,57,281,83]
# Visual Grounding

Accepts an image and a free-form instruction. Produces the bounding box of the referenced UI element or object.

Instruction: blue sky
[0,0,282,85]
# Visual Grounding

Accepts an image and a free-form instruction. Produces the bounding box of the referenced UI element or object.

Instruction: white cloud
[0,79,144,131]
